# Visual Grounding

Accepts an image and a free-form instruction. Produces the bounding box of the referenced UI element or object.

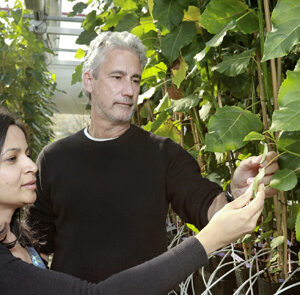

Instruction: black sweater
[0,237,208,295]
[28,125,222,282]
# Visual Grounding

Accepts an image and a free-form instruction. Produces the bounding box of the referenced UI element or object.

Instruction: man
[28,31,278,283]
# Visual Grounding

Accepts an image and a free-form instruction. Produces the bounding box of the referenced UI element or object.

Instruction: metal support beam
[47,26,83,36]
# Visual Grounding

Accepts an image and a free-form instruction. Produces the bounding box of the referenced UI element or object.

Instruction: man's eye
[6,156,17,162]
[113,76,121,80]
[133,79,140,84]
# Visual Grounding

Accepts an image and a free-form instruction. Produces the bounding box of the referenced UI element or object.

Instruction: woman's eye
[133,79,140,84]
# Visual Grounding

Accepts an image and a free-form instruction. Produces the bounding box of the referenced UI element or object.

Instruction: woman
[0,109,265,295]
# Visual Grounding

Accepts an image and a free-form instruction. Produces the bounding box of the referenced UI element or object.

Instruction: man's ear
[82,71,94,94]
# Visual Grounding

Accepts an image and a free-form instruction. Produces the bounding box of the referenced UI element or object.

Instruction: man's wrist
[225,184,235,203]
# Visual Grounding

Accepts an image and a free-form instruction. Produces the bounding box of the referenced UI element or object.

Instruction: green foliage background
[0,2,57,159]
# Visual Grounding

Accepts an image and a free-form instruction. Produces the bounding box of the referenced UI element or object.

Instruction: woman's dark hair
[0,108,34,249]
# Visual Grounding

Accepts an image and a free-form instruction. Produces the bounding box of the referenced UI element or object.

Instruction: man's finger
[264,162,279,175]
[265,186,278,198]
[260,151,278,167]
[238,156,261,171]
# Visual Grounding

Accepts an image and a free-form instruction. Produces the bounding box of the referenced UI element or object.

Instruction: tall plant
[70,0,300,290]
[0,1,57,159]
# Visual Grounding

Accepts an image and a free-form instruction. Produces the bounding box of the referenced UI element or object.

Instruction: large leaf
[76,30,97,45]
[278,131,300,155]
[262,0,300,61]
[161,22,196,63]
[278,69,300,107]
[198,0,258,34]
[153,0,188,31]
[194,21,236,63]
[169,95,200,113]
[115,14,139,31]
[279,153,300,178]
[270,169,298,191]
[270,100,300,132]
[114,0,138,10]
[69,2,88,17]
[296,209,300,242]
[172,57,187,88]
[205,106,263,152]
[213,49,255,77]
[271,236,285,249]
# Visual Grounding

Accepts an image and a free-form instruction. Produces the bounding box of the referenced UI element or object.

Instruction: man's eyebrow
[109,71,141,79]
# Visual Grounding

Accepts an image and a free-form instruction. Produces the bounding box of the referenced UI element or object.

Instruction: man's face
[89,48,141,125]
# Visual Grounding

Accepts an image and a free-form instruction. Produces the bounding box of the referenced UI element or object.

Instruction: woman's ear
[82,71,94,94]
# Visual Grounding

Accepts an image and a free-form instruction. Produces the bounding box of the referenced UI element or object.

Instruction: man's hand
[197,184,265,255]
[230,151,279,199]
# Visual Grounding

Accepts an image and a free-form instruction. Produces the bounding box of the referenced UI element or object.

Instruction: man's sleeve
[26,149,56,254]
[166,140,223,230]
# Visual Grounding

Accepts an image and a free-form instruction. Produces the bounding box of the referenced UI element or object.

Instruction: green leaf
[186,223,199,234]
[151,111,168,132]
[252,168,265,197]
[142,62,167,82]
[242,233,255,244]
[155,93,169,113]
[279,153,300,178]
[278,131,300,155]
[69,2,88,17]
[76,30,97,45]
[161,22,196,63]
[262,0,300,61]
[138,87,156,104]
[198,0,257,34]
[278,69,300,107]
[183,6,201,22]
[205,106,263,152]
[213,49,255,77]
[114,0,138,10]
[153,0,188,30]
[271,236,285,249]
[270,101,300,132]
[115,14,139,32]
[71,64,83,85]
[260,143,268,164]
[170,95,200,113]
[172,58,187,88]
[296,209,300,242]
[154,120,180,143]
[243,131,265,142]
[194,21,236,63]
[75,48,85,59]
[11,9,22,24]
[82,10,99,32]
[270,169,298,191]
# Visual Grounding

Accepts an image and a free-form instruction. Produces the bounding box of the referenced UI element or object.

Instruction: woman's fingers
[230,185,253,209]
[244,183,265,215]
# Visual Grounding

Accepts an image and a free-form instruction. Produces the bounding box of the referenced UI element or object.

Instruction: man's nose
[121,80,134,97]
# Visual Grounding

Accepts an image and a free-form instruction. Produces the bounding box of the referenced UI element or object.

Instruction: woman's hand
[196,184,265,255]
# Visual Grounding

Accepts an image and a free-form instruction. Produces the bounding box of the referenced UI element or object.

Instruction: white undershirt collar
[84,127,119,142]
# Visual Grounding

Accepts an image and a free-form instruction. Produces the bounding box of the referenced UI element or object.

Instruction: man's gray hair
[82,31,147,99]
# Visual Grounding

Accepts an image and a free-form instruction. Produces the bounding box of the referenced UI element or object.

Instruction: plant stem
[263,0,279,112]
[280,191,288,279]
[257,0,272,117]
[255,53,269,132]
[179,113,184,148]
